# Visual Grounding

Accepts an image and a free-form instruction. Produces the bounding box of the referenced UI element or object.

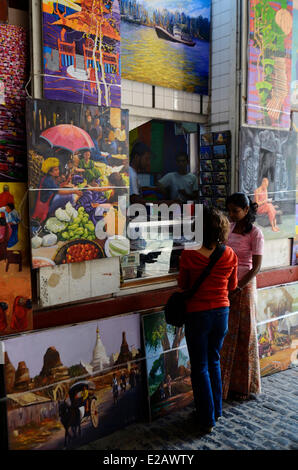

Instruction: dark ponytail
[226,192,258,233]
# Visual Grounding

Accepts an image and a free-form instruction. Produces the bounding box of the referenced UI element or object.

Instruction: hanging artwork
[239,126,297,239]
[199,131,231,211]
[142,310,193,421]
[42,0,121,107]
[0,182,32,335]
[247,0,293,128]
[121,0,211,95]
[0,25,28,181]
[26,98,130,269]
[1,314,146,450]
[256,283,298,376]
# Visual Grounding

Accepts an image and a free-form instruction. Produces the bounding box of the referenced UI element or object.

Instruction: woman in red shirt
[178,206,238,433]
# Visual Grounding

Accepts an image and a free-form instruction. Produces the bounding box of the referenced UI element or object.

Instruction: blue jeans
[185,306,229,427]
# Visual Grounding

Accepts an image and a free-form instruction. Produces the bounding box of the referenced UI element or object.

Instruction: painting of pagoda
[2,315,146,450]
[42,0,121,107]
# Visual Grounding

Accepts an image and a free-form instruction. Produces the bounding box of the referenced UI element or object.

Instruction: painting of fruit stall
[26,98,129,269]
[247,0,293,129]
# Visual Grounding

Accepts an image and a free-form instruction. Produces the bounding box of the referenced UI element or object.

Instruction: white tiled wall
[122,79,209,129]
[210,0,237,131]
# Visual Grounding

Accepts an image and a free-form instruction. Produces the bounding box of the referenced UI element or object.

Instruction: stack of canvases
[0,310,193,450]
[0,23,33,338]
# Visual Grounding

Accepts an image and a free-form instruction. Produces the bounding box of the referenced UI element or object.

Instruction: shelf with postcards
[199,131,231,211]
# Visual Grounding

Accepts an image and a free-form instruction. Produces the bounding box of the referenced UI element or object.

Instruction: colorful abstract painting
[257,282,298,376]
[26,98,129,269]
[1,314,146,450]
[142,310,193,421]
[239,127,297,240]
[0,25,28,181]
[42,0,121,107]
[121,0,211,95]
[0,182,32,336]
[291,0,298,108]
[247,0,293,128]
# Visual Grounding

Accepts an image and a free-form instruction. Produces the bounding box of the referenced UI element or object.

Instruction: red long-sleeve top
[178,246,238,313]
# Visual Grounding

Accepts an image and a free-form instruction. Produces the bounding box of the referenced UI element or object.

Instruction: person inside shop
[178,206,238,434]
[129,141,151,205]
[220,192,264,402]
[157,152,199,204]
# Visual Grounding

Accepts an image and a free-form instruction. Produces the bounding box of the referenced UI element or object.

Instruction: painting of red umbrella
[40,124,95,153]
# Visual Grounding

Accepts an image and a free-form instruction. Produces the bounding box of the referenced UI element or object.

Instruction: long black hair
[226,192,258,233]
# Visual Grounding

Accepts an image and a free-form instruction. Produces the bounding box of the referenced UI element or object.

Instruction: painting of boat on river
[120,0,211,95]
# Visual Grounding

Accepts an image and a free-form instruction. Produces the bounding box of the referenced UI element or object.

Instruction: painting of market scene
[121,0,211,94]
[257,283,298,376]
[247,0,293,129]
[42,0,121,107]
[26,98,129,269]
[0,182,32,335]
[2,314,146,450]
[142,310,193,420]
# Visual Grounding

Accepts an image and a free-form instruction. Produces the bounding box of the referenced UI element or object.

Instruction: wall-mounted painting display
[121,0,211,95]
[0,182,32,336]
[291,0,298,109]
[239,127,296,239]
[1,314,146,450]
[247,0,293,128]
[257,283,298,376]
[0,25,28,181]
[142,310,193,421]
[26,98,129,269]
[42,0,121,107]
[199,131,231,211]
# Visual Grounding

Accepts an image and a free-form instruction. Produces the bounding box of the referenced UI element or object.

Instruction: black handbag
[165,244,226,327]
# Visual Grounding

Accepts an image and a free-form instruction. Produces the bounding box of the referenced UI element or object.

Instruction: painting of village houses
[26,97,129,269]
[2,314,146,450]
[0,182,32,336]
[256,283,298,376]
[42,0,121,107]
[142,310,193,421]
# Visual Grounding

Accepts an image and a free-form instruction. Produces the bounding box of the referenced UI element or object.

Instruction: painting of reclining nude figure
[26,98,129,268]
[142,310,193,421]
[0,182,32,336]
[1,314,146,450]
[42,0,121,107]
[239,127,297,239]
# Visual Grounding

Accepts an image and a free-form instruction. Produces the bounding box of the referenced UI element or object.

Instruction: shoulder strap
[186,244,226,299]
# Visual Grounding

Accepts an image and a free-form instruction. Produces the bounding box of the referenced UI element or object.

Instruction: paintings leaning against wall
[239,126,297,240]
[0,24,28,181]
[26,98,130,269]
[256,282,298,376]
[120,0,211,95]
[42,0,121,107]
[1,314,146,450]
[0,182,32,336]
[142,310,193,421]
[247,0,293,129]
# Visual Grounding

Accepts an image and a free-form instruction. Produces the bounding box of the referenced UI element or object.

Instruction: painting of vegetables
[247,0,293,128]
[26,98,129,269]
